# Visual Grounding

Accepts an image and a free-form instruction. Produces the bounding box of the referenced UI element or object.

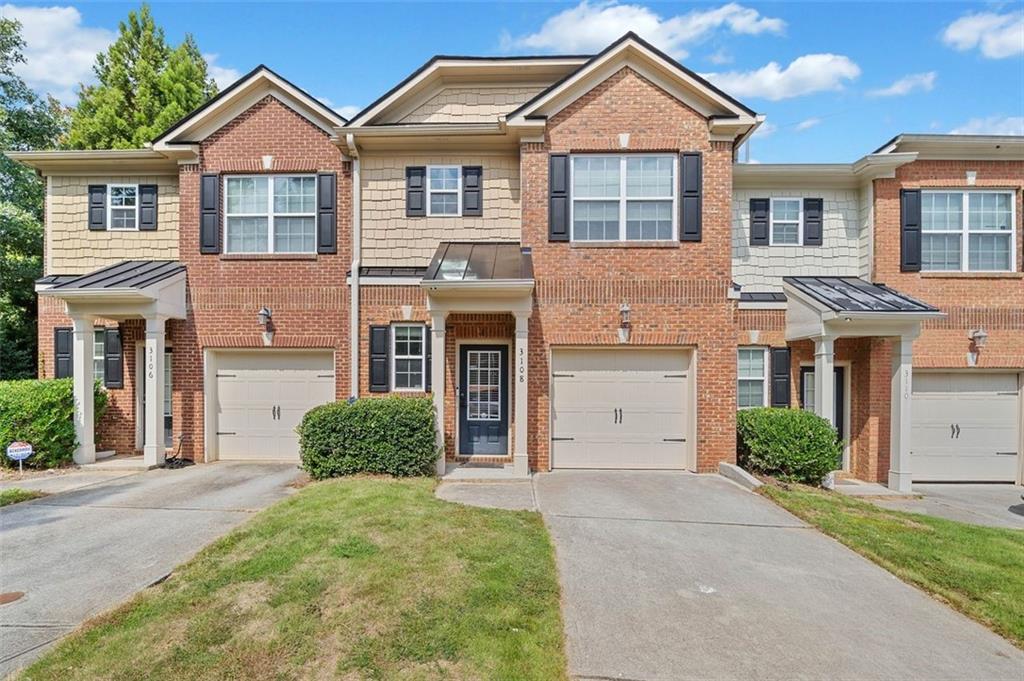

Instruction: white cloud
[203,54,242,90]
[706,48,733,65]
[1,4,114,103]
[867,71,936,97]
[949,115,1024,135]
[795,117,821,131]
[942,11,1024,59]
[751,121,777,138]
[333,105,361,120]
[703,54,860,100]
[503,1,784,59]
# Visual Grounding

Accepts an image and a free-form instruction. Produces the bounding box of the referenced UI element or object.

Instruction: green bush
[736,407,842,485]
[0,378,109,469]
[298,396,438,479]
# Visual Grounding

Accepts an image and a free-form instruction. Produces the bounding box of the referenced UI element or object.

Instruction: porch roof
[40,260,185,291]
[423,242,534,283]
[36,260,187,320]
[782,276,939,314]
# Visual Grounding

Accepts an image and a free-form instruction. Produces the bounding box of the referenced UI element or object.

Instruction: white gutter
[346,133,361,399]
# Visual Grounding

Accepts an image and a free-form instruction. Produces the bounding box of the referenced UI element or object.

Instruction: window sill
[920,271,1022,279]
[219,253,318,261]
[570,241,679,249]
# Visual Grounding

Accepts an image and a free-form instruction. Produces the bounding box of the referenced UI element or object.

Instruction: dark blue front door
[459,345,509,455]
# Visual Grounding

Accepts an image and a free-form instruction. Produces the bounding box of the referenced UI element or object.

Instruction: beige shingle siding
[858,184,873,278]
[399,86,544,123]
[47,175,179,274]
[732,188,863,292]
[360,154,521,266]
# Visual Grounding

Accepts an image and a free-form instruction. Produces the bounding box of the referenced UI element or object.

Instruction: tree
[0,18,69,379]
[67,4,217,149]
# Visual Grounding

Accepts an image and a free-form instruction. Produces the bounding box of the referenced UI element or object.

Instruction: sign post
[6,441,34,474]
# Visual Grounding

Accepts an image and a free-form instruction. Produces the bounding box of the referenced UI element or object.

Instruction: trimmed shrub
[298,396,437,479]
[736,407,842,485]
[0,378,109,469]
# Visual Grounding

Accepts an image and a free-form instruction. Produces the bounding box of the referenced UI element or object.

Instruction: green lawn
[0,488,46,507]
[761,482,1024,648]
[20,478,567,680]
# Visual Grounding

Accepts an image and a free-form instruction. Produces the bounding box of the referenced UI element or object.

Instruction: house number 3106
[147,347,155,380]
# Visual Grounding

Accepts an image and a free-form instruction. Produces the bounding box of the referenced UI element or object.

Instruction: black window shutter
[406,167,426,217]
[749,198,770,245]
[104,328,123,388]
[88,185,107,231]
[369,325,390,392]
[803,197,823,246]
[900,189,922,272]
[679,152,702,242]
[138,184,158,231]
[770,347,791,408]
[316,172,337,254]
[424,326,432,393]
[54,327,73,378]
[462,166,483,217]
[548,154,570,241]
[199,174,220,254]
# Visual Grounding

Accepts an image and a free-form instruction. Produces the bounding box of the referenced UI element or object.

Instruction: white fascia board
[345,122,503,137]
[6,149,179,174]
[738,301,788,310]
[347,276,421,286]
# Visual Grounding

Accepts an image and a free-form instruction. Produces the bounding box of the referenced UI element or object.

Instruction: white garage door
[912,372,1020,482]
[551,349,693,469]
[215,351,335,462]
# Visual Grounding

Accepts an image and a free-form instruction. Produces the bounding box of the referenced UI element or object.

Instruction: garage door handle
[955,424,960,438]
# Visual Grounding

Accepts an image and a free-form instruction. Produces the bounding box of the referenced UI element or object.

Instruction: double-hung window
[93,329,106,384]
[224,175,316,253]
[737,347,768,408]
[571,155,676,241]
[108,185,138,230]
[392,324,426,391]
[427,166,460,216]
[770,198,801,245]
[922,190,1016,272]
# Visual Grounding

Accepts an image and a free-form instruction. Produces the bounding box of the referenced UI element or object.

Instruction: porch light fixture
[618,303,631,344]
[257,307,274,346]
[969,328,988,349]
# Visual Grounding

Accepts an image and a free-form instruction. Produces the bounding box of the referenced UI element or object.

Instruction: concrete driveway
[535,471,1023,681]
[874,483,1024,529]
[0,462,301,676]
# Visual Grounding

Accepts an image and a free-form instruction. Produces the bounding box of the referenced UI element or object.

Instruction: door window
[466,350,501,421]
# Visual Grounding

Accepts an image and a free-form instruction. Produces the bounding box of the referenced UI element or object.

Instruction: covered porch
[37,261,187,468]
[783,276,945,492]
[421,242,534,479]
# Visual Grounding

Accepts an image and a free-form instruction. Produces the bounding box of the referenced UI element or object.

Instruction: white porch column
[813,336,836,427]
[513,312,530,477]
[888,336,915,492]
[71,316,96,464]
[144,316,167,467]
[431,313,447,476]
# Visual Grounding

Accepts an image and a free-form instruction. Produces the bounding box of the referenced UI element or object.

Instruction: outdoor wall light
[969,328,988,349]
[257,307,273,327]
[258,307,274,346]
[618,303,631,344]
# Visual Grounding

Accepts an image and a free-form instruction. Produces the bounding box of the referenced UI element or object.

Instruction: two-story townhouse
[10,33,1022,489]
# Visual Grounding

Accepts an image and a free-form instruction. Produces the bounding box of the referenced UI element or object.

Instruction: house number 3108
[518,347,525,384]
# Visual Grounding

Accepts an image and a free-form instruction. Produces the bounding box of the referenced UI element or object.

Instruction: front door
[800,366,846,465]
[458,345,509,455]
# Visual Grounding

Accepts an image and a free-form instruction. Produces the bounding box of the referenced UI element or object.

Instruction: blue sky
[4,1,1022,162]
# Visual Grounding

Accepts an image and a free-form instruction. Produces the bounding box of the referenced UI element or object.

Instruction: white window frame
[222,174,317,254]
[93,328,106,385]
[569,154,678,242]
[921,189,1017,273]
[737,347,769,409]
[426,165,462,217]
[107,184,139,231]
[391,323,426,392]
[769,197,803,246]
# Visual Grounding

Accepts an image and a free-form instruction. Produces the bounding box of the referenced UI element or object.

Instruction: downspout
[346,133,361,399]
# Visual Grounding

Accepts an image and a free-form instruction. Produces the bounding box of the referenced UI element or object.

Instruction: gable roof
[152,65,347,148]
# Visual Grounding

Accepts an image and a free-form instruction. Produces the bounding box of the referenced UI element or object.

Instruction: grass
[0,488,46,507]
[760,481,1024,648]
[20,477,567,680]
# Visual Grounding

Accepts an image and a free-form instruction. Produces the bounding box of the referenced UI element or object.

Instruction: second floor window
[108,185,138,230]
[428,166,461,216]
[770,198,801,245]
[572,155,676,242]
[224,175,316,253]
[922,190,1016,272]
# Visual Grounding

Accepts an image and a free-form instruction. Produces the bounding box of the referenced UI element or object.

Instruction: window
[737,348,768,408]
[770,198,801,245]
[108,185,138,230]
[392,324,426,391]
[571,155,676,241]
[93,329,106,384]
[427,166,460,216]
[224,175,316,253]
[922,190,1016,272]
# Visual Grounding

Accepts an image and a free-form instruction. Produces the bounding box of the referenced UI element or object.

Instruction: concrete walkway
[438,471,1024,681]
[873,483,1024,530]
[0,462,302,677]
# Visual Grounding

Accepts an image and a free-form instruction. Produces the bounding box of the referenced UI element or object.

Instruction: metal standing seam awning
[421,242,535,304]
[36,260,187,319]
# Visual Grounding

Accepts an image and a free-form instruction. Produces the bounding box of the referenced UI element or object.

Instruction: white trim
[768,197,802,246]
[425,165,462,217]
[737,346,769,409]
[569,153,678,243]
[391,323,427,392]
[920,188,1017,273]
[454,338,514,458]
[107,184,139,231]
[799,359,852,471]
[223,174,317,254]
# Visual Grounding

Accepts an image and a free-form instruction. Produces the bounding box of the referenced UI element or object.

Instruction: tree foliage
[67,4,217,149]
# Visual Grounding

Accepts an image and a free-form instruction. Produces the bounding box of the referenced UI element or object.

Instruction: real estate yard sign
[6,441,33,473]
